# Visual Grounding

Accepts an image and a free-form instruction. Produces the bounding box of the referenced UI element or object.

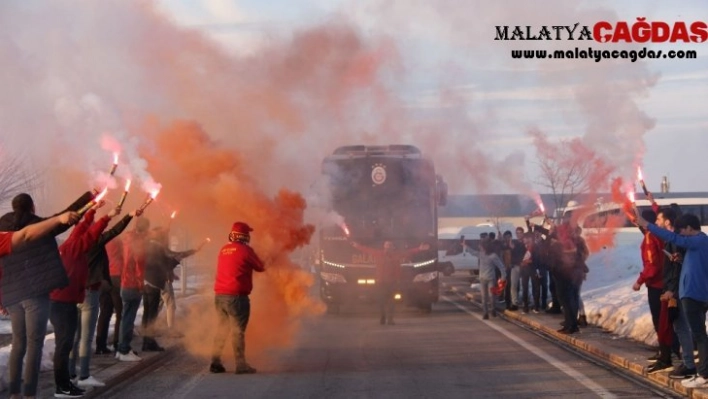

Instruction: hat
[231,222,253,235]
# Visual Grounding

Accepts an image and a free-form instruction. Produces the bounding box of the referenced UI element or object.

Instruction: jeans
[7,294,51,396]
[673,299,696,368]
[50,301,79,390]
[211,295,250,365]
[69,289,100,379]
[161,281,176,329]
[520,267,539,311]
[537,268,549,310]
[509,265,521,306]
[479,278,494,316]
[118,288,142,354]
[681,298,708,377]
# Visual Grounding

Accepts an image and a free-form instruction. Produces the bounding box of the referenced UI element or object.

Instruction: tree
[0,149,42,205]
[530,131,614,214]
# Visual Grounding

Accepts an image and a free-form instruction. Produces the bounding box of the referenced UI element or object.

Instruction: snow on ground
[469,242,676,347]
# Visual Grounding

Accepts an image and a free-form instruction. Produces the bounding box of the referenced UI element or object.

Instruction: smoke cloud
[0,0,661,359]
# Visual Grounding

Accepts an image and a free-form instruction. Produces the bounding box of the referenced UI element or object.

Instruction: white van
[437,223,517,276]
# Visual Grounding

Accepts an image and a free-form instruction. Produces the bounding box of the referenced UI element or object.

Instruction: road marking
[444,296,618,399]
[171,371,208,399]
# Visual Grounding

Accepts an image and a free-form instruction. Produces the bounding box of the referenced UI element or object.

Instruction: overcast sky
[154,0,708,194]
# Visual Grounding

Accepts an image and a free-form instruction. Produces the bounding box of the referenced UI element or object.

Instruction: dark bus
[316,145,447,313]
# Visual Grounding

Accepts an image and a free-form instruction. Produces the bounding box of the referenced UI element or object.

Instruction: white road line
[444,296,618,399]
[171,371,208,399]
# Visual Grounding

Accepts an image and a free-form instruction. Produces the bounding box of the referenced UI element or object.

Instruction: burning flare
[171,210,177,219]
[78,187,109,215]
[138,188,160,212]
[109,153,119,176]
[117,179,131,208]
[637,166,649,196]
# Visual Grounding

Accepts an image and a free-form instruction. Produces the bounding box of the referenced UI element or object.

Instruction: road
[98,274,668,399]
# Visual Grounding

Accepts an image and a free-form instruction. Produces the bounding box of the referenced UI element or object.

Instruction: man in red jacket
[210,222,265,375]
[633,209,668,370]
[50,203,115,398]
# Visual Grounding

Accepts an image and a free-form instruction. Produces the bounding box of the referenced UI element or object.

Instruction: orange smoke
[138,119,320,362]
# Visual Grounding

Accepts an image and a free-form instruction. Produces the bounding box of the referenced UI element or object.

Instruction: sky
[154,0,708,194]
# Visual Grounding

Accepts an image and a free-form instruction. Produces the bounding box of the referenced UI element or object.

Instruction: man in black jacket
[141,227,202,351]
[0,191,94,399]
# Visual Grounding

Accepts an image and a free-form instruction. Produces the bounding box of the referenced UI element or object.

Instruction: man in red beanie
[210,222,265,374]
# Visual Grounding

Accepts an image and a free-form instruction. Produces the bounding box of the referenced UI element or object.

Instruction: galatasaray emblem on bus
[371,163,387,185]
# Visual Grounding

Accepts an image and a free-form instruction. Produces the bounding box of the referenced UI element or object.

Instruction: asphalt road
[99,275,666,399]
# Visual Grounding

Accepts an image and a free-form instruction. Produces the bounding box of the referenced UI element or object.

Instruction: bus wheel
[326,304,340,315]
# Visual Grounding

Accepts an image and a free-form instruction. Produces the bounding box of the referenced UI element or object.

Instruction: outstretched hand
[59,211,80,225]
[418,243,430,251]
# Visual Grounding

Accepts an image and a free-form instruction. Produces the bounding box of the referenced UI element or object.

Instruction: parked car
[437,223,516,276]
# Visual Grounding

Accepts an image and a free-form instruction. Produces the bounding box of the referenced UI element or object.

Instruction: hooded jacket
[121,229,149,291]
[214,241,265,296]
[0,192,94,307]
[637,231,664,289]
[51,209,110,303]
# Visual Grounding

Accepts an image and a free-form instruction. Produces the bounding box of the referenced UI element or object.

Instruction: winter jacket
[86,214,133,289]
[663,239,685,296]
[637,231,664,289]
[144,240,195,288]
[51,210,110,304]
[0,192,94,307]
[121,230,149,290]
[214,241,265,296]
[106,238,124,277]
[647,224,708,302]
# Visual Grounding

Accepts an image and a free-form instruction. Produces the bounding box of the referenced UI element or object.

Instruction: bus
[557,196,708,247]
[316,145,447,314]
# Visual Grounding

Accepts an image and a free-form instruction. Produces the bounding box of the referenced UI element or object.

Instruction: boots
[577,315,588,328]
[142,337,165,352]
[236,362,257,374]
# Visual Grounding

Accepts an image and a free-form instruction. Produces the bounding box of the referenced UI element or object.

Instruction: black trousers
[96,276,122,349]
[141,284,162,339]
[50,301,78,389]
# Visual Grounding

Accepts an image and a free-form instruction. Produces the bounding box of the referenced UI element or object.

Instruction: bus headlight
[320,272,346,284]
[394,293,402,300]
[412,259,437,268]
[413,272,438,283]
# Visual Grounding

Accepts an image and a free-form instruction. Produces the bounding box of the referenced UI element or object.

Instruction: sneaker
[532,308,540,314]
[682,375,708,388]
[669,364,697,379]
[77,376,106,387]
[647,352,660,363]
[647,361,672,374]
[117,351,142,362]
[209,363,226,374]
[236,363,257,374]
[55,383,84,398]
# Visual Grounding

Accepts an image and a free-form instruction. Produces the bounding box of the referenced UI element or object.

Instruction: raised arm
[10,212,79,251]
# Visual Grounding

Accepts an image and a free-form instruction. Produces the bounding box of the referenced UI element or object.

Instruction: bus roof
[560,196,708,215]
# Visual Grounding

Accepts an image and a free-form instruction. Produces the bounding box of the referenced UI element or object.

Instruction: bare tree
[0,149,42,205]
[479,195,518,234]
[531,132,613,213]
